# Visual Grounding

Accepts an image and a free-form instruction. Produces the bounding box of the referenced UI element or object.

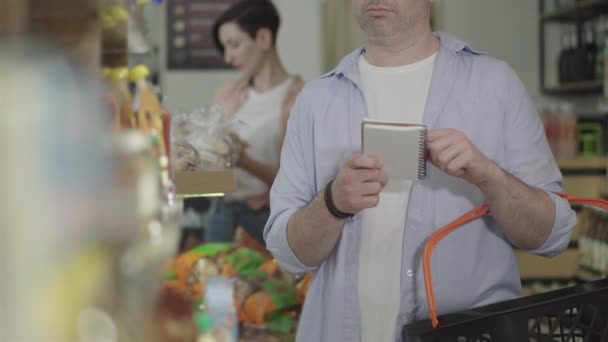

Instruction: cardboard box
[174,170,237,197]
[516,249,580,279]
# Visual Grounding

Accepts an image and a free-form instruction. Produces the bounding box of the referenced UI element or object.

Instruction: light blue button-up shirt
[264,32,577,342]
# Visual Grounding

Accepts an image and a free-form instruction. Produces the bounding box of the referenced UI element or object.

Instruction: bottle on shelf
[541,103,560,156]
[130,65,173,186]
[557,102,579,158]
[111,67,135,129]
[584,23,598,81]
[595,17,606,81]
[604,22,608,99]
[569,31,582,82]
[559,32,572,83]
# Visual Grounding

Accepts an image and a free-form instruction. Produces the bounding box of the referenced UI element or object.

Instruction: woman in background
[206,0,304,245]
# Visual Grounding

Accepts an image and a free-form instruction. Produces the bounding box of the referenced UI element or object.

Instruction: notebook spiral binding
[417,129,428,180]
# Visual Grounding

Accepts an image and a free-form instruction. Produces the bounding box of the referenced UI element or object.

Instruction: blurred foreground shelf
[174,170,236,197]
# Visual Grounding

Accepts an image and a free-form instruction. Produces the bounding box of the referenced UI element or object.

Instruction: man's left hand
[427,129,500,186]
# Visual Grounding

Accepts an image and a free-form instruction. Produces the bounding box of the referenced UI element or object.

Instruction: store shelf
[516,249,580,279]
[542,0,608,22]
[174,170,236,198]
[558,156,606,198]
[541,80,603,96]
[556,156,607,170]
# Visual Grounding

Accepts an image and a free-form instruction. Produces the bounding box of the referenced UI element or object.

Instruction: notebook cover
[361,120,427,181]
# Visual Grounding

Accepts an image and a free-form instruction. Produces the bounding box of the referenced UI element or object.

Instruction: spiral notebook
[361,120,428,181]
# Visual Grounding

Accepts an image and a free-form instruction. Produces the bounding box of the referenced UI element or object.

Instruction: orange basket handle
[423,193,608,328]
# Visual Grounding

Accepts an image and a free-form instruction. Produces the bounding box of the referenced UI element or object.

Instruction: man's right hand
[330,154,388,214]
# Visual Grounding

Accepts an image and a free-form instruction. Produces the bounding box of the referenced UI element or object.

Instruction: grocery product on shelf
[539,102,579,158]
[578,205,608,276]
[161,230,312,341]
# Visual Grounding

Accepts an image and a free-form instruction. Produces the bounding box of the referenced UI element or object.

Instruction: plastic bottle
[544,103,560,155]
[595,17,605,80]
[202,277,238,342]
[584,23,598,81]
[604,30,608,99]
[558,103,578,158]
[130,64,172,187]
[110,67,134,129]
[195,313,216,342]
[559,33,572,83]
[569,31,580,82]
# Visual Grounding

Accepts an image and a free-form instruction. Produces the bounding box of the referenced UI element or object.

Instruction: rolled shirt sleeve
[502,64,577,257]
[264,88,320,274]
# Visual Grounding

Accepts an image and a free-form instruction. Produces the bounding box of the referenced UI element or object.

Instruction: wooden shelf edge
[542,80,603,95]
[174,169,237,197]
[556,156,607,170]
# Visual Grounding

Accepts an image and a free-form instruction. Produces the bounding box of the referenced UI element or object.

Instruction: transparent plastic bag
[170,105,242,171]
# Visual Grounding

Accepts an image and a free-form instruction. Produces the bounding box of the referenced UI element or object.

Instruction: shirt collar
[323,32,484,82]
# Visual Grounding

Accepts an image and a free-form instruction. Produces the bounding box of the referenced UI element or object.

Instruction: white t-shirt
[358,52,436,342]
[224,78,292,202]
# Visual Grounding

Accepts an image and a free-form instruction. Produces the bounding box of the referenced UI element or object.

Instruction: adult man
[264,0,577,341]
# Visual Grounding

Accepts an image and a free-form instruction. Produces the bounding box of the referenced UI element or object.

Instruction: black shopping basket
[402,193,608,342]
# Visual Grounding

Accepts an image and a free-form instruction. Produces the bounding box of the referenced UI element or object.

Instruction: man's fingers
[427,129,455,142]
[431,142,464,170]
[359,195,380,209]
[360,181,383,196]
[347,154,383,170]
[445,153,469,177]
[355,168,386,183]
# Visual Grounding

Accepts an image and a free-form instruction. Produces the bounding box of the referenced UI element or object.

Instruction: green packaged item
[165,271,178,281]
[261,279,298,311]
[194,312,214,333]
[191,243,233,257]
[266,312,295,334]
[226,248,266,273]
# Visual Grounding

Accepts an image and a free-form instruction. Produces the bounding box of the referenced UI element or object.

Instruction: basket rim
[403,278,608,337]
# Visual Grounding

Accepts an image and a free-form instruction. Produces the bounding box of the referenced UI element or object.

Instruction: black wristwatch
[324,179,354,220]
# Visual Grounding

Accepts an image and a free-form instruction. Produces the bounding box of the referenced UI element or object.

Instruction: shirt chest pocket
[435,97,505,165]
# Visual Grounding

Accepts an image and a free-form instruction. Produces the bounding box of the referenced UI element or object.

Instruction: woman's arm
[237,76,305,187]
[278,75,305,153]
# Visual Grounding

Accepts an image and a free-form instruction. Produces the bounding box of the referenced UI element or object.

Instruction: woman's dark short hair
[212,0,281,54]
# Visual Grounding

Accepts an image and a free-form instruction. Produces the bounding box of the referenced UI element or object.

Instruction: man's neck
[252,51,289,93]
[364,27,440,67]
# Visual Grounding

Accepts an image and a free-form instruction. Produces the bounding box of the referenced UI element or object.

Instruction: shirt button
[407,270,414,277]
[410,226,417,231]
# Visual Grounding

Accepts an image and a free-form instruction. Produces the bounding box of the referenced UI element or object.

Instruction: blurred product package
[0,39,180,342]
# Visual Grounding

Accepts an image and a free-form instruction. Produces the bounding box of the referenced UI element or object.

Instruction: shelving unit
[519,155,607,294]
[539,0,608,95]
[542,80,603,95]
[542,0,608,22]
